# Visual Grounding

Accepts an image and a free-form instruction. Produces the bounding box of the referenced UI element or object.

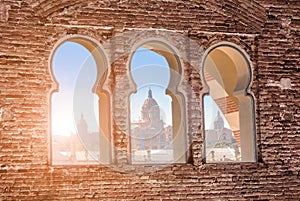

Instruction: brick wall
[0,0,299,200]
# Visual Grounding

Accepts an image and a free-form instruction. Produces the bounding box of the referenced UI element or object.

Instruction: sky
[51,43,173,136]
[51,42,227,136]
[52,42,99,135]
[203,95,229,129]
[130,47,172,125]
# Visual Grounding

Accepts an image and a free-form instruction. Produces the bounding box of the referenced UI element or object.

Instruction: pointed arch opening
[49,36,111,165]
[202,43,256,163]
[129,41,186,164]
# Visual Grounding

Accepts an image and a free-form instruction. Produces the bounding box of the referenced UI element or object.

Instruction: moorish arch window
[129,42,186,164]
[50,37,111,165]
[202,43,256,162]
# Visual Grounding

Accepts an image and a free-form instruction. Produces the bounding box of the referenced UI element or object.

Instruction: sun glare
[51,41,98,136]
[52,113,77,136]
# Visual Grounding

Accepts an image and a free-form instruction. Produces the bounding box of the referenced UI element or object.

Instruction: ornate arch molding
[48,35,111,165]
[201,41,257,162]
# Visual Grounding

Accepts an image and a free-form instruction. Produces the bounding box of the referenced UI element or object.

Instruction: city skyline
[51,42,228,137]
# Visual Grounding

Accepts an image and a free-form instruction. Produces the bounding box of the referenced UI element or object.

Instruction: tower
[140,89,163,128]
[214,111,224,130]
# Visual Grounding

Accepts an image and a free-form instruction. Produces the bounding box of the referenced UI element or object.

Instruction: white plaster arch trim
[48,34,111,165]
[201,41,257,162]
[200,41,254,96]
[127,37,184,93]
[48,34,110,94]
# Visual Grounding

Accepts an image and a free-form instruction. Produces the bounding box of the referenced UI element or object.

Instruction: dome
[141,89,159,111]
[141,89,161,123]
[142,97,159,111]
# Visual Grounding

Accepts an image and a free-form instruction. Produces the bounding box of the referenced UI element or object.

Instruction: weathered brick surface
[0,0,299,200]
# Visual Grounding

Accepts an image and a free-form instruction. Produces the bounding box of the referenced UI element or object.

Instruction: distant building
[131,89,173,162]
[52,114,100,164]
[205,112,240,162]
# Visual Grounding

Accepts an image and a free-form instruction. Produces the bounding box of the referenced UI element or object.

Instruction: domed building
[131,89,172,162]
[140,89,164,129]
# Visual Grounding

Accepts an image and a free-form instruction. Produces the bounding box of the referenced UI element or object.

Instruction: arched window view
[203,45,256,162]
[130,47,174,164]
[51,41,101,165]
